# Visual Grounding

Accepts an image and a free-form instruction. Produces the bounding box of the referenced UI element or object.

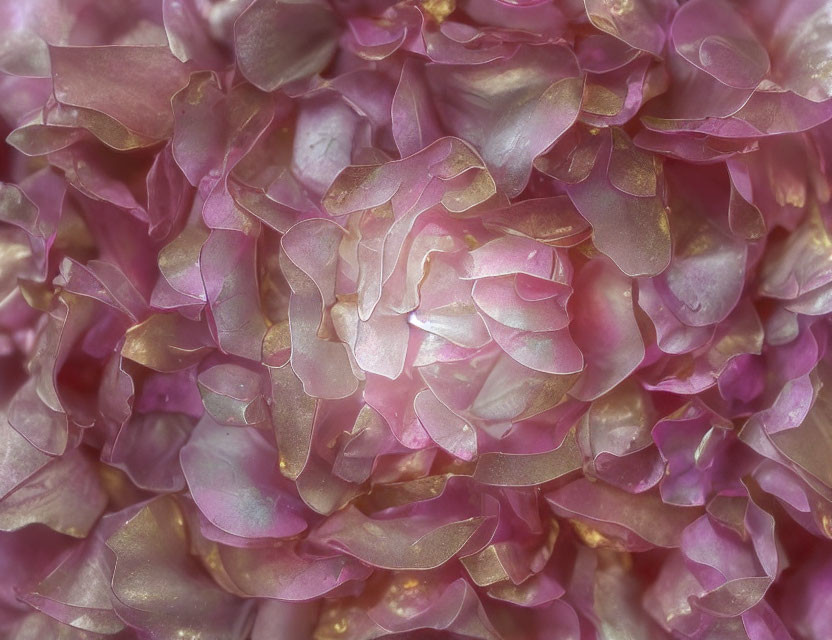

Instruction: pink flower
[1,0,832,638]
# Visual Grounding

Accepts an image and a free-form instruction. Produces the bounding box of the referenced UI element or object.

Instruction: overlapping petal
[2,0,832,638]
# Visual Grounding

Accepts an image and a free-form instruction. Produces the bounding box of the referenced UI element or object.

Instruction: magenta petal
[181,416,307,539]
[414,388,477,460]
[427,45,582,198]
[310,504,490,570]
[0,419,50,511]
[163,0,227,69]
[473,277,569,332]
[49,45,189,140]
[768,0,832,103]
[107,497,251,638]
[392,58,443,159]
[566,129,671,277]
[584,0,675,56]
[220,542,372,601]
[235,0,339,92]
[22,533,124,635]
[483,314,583,375]
[671,0,770,89]
[201,230,269,361]
[3,1,832,637]
[354,310,409,379]
[105,412,191,493]
[569,258,645,401]
[0,447,106,537]
[546,479,701,550]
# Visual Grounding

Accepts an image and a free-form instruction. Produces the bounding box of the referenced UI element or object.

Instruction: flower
[2,0,832,638]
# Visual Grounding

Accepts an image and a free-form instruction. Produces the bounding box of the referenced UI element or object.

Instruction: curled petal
[281,219,359,399]
[268,364,320,479]
[392,58,443,158]
[578,379,663,493]
[107,497,251,638]
[483,314,583,375]
[218,542,372,601]
[324,136,496,224]
[547,479,701,550]
[566,129,671,277]
[581,56,656,128]
[367,573,502,638]
[473,428,581,487]
[198,363,268,427]
[463,235,555,280]
[56,258,146,322]
[121,313,213,372]
[311,504,489,570]
[0,448,106,537]
[156,224,209,304]
[201,230,269,361]
[643,299,764,395]
[163,0,227,68]
[657,163,748,328]
[104,412,191,493]
[414,388,477,461]
[653,401,733,506]
[482,197,591,248]
[769,0,832,102]
[333,404,394,484]
[762,364,832,491]
[671,0,769,89]
[354,311,409,379]
[364,373,432,449]
[0,407,50,500]
[468,352,579,423]
[22,535,123,635]
[473,277,569,332]
[637,278,714,354]
[584,0,675,56]
[569,258,645,401]
[759,207,832,301]
[292,94,369,197]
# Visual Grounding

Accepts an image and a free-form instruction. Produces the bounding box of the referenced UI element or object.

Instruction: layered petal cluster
[1,0,832,639]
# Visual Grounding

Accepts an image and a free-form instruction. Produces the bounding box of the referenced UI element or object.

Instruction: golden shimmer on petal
[821,514,832,538]
[582,83,624,117]
[587,13,620,37]
[158,226,209,286]
[97,464,147,511]
[314,603,364,639]
[121,313,212,372]
[314,505,487,570]
[18,278,54,311]
[571,520,628,551]
[0,449,106,537]
[442,166,497,214]
[421,0,455,22]
[269,364,319,480]
[609,128,658,197]
[472,428,582,486]
[461,545,510,587]
[262,320,291,366]
[106,497,246,637]
[596,547,634,572]
[359,474,451,512]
